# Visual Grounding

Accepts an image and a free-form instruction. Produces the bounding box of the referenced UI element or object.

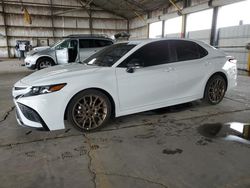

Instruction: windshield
[50,39,68,48]
[83,43,136,67]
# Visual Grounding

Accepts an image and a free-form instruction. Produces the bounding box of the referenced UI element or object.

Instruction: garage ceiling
[85,0,182,19]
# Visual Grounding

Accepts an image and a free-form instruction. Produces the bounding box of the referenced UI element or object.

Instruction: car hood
[20,63,101,86]
[27,46,50,55]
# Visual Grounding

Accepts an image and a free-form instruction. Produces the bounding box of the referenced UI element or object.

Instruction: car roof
[119,38,211,49]
[63,34,113,41]
[126,38,203,44]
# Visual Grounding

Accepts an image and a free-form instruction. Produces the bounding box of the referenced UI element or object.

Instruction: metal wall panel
[130,26,147,39]
[187,29,211,44]
[92,19,127,30]
[218,25,250,70]
[54,28,89,37]
[129,16,148,39]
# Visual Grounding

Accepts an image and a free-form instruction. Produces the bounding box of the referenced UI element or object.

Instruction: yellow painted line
[248,52,250,72]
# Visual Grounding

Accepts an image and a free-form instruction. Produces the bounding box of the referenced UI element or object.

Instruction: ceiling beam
[3,0,101,10]
[122,0,148,13]
[79,0,129,19]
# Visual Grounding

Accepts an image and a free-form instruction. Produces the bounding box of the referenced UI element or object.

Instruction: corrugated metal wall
[186,29,211,44]
[218,25,250,70]
[0,0,127,58]
[129,16,148,39]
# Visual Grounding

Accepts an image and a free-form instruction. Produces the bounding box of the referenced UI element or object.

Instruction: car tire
[204,74,227,105]
[37,58,54,70]
[67,89,112,132]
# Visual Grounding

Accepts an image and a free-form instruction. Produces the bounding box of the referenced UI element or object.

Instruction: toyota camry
[12,39,237,131]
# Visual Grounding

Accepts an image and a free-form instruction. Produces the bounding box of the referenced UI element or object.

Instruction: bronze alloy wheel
[67,90,111,131]
[204,75,226,105]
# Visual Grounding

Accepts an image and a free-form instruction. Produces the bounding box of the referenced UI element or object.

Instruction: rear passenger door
[79,39,96,61]
[79,39,113,61]
[168,40,209,99]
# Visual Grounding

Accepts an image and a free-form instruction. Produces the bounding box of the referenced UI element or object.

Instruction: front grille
[18,103,41,123]
[14,87,27,90]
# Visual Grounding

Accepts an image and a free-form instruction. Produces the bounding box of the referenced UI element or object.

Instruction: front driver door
[115,41,177,112]
[55,40,69,64]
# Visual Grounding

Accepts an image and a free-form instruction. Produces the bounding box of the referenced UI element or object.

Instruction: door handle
[205,61,211,66]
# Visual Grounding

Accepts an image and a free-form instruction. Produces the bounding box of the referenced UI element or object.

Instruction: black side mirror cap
[126,67,134,73]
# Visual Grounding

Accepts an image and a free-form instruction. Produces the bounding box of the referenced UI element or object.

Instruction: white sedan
[12,39,237,131]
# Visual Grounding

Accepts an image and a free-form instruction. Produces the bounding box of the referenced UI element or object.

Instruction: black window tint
[94,40,113,47]
[119,41,171,67]
[170,40,208,62]
[79,39,93,48]
[197,44,208,58]
[174,41,199,61]
[69,40,78,49]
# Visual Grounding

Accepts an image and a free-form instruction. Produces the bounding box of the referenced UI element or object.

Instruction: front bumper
[24,56,37,70]
[12,83,67,131]
[15,101,50,131]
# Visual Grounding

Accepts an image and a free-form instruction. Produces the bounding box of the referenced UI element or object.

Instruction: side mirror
[126,59,142,73]
[56,46,63,50]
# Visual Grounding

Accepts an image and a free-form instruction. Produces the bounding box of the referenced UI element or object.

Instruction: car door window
[170,40,208,62]
[70,40,78,49]
[84,43,135,67]
[79,39,93,48]
[57,40,70,49]
[119,41,171,68]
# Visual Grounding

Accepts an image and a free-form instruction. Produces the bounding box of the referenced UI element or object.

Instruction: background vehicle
[13,39,237,132]
[24,34,114,70]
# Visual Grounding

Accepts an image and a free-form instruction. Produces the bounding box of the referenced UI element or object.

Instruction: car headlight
[23,83,66,97]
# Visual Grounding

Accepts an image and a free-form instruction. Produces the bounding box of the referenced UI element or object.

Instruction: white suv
[24,34,114,70]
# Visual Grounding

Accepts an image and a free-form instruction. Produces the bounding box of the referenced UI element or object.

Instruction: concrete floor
[0,59,250,188]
